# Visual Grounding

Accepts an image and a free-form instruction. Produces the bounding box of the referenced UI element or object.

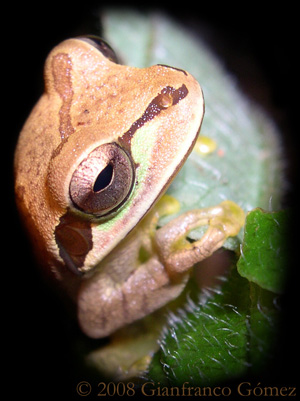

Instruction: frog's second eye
[69,143,134,216]
[78,35,119,64]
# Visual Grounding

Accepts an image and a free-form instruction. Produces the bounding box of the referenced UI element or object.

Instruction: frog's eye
[69,143,134,217]
[78,35,119,63]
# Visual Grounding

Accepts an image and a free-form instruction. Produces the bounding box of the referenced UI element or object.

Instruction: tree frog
[14,37,244,339]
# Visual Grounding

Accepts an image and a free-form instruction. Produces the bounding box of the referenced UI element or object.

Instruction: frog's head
[14,37,204,277]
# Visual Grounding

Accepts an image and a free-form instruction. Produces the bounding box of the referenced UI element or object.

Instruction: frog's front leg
[78,232,189,338]
[78,200,244,339]
[156,200,245,276]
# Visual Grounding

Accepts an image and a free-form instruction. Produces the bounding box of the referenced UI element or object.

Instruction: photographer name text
[76,381,296,397]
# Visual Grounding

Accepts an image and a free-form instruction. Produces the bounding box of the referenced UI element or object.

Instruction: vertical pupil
[93,164,113,192]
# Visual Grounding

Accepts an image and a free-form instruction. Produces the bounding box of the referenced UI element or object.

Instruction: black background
[5,1,297,399]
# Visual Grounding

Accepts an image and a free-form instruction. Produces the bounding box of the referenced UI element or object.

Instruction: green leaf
[237,209,289,293]
[147,269,281,385]
[147,208,289,384]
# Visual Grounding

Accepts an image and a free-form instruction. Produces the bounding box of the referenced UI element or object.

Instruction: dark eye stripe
[118,84,189,151]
